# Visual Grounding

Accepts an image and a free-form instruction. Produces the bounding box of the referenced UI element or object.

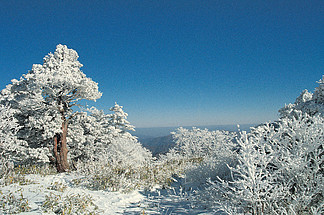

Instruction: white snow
[0,173,215,214]
[0,173,145,214]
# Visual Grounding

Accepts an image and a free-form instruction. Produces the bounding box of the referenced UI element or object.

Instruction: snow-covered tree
[279,75,324,118]
[313,75,324,104]
[0,76,60,164]
[67,104,138,165]
[0,105,21,169]
[1,45,102,172]
[108,103,135,137]
[29,44,102,172]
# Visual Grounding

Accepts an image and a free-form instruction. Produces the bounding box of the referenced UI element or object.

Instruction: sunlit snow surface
[1,173,143,214]
[0,173,214,214]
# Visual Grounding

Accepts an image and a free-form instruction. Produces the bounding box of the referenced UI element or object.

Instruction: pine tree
[108,103,135,138]
[1,45,102,172]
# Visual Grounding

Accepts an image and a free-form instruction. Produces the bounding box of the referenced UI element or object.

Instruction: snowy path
[0,173,214,214]
[124,182,213,215]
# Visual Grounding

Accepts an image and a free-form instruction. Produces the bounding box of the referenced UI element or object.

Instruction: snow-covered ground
[0,173,213,214]
[135,184,212,215]
[1,173,144,214]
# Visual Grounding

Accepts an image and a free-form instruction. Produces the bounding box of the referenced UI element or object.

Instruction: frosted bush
[75,136,185,192]
[202,114,323,214]
[0,190,30,214]
[169,127,237,187]
[0,164,56,186]
[68,104,138,167]
[279,75,324,118]
[184,155,235,189]
[42,193,101,215]
[172,127,236,159]
[197,76,324,214]
[76,137,156,192]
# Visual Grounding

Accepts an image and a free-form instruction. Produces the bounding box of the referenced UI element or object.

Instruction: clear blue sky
[0,0,323,128]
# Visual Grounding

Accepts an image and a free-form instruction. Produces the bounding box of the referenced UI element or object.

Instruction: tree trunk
[53,120,69,173]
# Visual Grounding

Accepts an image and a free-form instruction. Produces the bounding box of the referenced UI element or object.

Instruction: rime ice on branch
[279,75,324,118]
[27,45,102,172]
[1,45,102,172]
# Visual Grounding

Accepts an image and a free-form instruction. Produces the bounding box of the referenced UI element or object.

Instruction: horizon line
[134,122,259,129]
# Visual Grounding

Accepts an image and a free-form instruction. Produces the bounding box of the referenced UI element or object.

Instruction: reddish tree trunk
[53,119,69,173]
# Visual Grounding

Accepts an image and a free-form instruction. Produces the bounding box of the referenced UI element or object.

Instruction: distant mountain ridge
[139,135,175,157]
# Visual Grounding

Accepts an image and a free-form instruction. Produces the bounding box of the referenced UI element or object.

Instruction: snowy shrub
[184,155,236,189]
[0,164,57,187]
[155,150,190,185]
[42,193,101,215]
[75,136,185,192]
[107,137,152,168]
[48,181,68,192]
[13,164,57,176]
[171,127,235,159]
[0,190,30,214]
[0,164,59,186]
[76,137,156,192]
[202,113,323,215]
[68,104,137,166]
[279,75,324,118]
[169,127,237,187]
[0,172,33,186]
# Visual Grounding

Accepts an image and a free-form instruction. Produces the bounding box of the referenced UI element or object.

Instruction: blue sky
[0,0,323,127]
